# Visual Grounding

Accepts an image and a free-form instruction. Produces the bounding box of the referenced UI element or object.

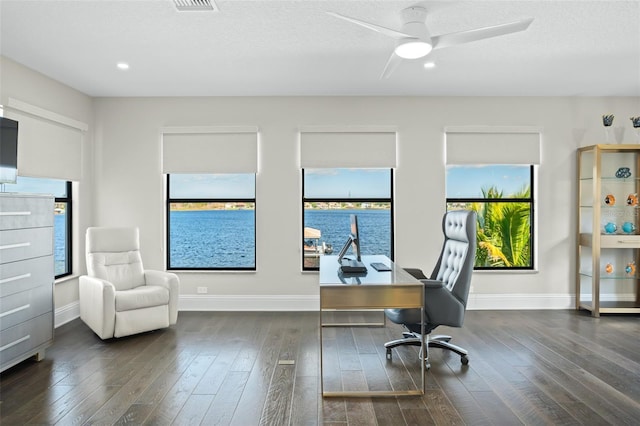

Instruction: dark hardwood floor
[1,310,639,425]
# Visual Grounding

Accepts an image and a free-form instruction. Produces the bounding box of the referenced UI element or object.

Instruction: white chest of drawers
[0,193,54,372]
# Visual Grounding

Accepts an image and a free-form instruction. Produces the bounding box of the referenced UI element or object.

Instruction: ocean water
[169,210,256,268]
[304,209,392,258]
[167,208,391,269]
[54,214,67,276]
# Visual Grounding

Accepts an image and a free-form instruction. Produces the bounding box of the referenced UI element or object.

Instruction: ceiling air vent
[173,0,218,11]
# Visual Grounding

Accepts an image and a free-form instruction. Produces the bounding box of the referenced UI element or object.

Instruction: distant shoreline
[171,202,391,212]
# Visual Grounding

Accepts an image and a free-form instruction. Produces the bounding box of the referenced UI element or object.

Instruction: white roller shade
[162,126,258,174]
[446,127,541,165]
[5,107,84,181]
[300,126,397,168]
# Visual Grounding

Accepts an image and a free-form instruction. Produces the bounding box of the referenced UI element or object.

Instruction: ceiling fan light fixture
[394,40,432,59]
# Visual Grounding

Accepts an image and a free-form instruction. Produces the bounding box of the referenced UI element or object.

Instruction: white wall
[0,57,94,322]
[93,95,640,310]
[4,55,639,314]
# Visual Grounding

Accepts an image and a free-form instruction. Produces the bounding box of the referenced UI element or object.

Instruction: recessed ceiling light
[116,62,130,70]
[423,62,436,69]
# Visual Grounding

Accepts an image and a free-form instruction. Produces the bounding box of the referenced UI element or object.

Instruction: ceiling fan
[327,6,534,79]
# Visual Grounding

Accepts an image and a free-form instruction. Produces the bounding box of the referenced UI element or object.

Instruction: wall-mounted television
[0,117,19,184]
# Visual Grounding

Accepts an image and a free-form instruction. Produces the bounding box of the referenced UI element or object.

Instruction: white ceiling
[1,0,639,97]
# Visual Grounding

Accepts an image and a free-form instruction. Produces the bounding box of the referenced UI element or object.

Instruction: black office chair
[384,210,477,368]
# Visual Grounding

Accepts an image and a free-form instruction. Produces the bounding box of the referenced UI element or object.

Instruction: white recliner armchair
[79,227,179,339]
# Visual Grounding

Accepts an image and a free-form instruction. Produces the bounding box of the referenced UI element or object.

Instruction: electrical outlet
[196,287,208,294]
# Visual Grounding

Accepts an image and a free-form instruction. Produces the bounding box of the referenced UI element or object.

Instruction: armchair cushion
[87,251,145,291]
[115,285,169,312]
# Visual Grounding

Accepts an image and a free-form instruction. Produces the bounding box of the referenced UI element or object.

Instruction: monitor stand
[339,258,367,273]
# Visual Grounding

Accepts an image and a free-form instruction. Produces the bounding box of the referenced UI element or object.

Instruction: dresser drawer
[0,312,53,367]
[0,285,53,331]
[0,227,54,264]
[0,256,53,298]
[0,196,54,230]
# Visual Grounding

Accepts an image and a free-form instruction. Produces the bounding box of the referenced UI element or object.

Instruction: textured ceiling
[1,0,639,97]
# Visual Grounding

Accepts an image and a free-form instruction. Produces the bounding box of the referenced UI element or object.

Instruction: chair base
[384,333,469,369]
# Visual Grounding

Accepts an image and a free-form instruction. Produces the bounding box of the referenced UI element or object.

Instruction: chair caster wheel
[461,355,469,365]
[386,348,392,360]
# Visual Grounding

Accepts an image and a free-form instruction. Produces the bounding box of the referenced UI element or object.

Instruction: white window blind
[5,99,86,182]
[162,126,258,174]
[299,126,397,168]
[445,126,541,165]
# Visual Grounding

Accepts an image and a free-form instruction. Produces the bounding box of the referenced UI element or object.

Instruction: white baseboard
[178,294,319,311]
[55,293,635,327]
[55,301,80,328]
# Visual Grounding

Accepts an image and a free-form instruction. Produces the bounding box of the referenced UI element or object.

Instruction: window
[446,165,534,270]
[167,174,256,270]
[4,177,72,278]
[302,168,393,270]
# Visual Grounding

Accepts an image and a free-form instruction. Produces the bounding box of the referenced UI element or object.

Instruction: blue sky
[446,165,531,198]
[304,169,391,198]
[170,174,255,198]
[6,176,67,197]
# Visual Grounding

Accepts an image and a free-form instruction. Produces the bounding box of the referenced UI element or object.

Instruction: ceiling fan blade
[432,17,534,50]
[380,51,403,79]
[326,11,413,39]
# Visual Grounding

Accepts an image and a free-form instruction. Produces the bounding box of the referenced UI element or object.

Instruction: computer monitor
[337,214,366,273]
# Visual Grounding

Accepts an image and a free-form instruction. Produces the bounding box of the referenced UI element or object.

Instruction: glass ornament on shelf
[622,221,636,234]
[626,261,636,275]
[605,263,613,274]
[604,222,617,234]
[603,114,615,143]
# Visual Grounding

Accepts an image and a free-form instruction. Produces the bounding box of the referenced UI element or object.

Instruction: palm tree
[470,185,531,267]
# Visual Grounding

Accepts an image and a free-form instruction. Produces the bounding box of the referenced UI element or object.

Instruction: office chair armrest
[404,268,428,280]
[421,279,445,289]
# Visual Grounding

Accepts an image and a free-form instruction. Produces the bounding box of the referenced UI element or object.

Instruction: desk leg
[320,307,426,398]
[420,305,425,393]
[319,308,324,396]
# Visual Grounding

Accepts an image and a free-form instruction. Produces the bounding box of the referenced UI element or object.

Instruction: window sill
[474,269,539,275]
[169,269,257,274]
[55,274,79,284]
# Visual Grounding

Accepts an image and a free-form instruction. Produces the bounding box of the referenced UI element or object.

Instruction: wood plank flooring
[1,310,639,425]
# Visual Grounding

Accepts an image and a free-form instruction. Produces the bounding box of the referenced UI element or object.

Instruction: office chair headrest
[443,210,477,243]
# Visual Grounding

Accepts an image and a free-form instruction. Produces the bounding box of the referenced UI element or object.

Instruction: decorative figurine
[604,194,616,205]
[603,114,615,142]
[626,261,636,275]
[604,222,617,234]
[627,193,639,206]
[632,117,640,143]
[615,167,631,178]
[622,222,636,234]
[605,263,614,274]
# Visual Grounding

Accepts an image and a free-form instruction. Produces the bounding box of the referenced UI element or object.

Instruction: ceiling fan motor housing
[396,6,432,59]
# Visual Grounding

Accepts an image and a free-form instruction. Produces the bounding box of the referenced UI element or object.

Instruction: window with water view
[167,174,256,270]
[4,176,72,278]
[446,165,534,270]
[302,168,393,270]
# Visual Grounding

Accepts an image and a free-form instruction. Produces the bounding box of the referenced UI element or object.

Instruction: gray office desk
[319,255,425,397]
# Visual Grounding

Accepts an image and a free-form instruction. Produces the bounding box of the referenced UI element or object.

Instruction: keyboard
[370,262,392,272]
